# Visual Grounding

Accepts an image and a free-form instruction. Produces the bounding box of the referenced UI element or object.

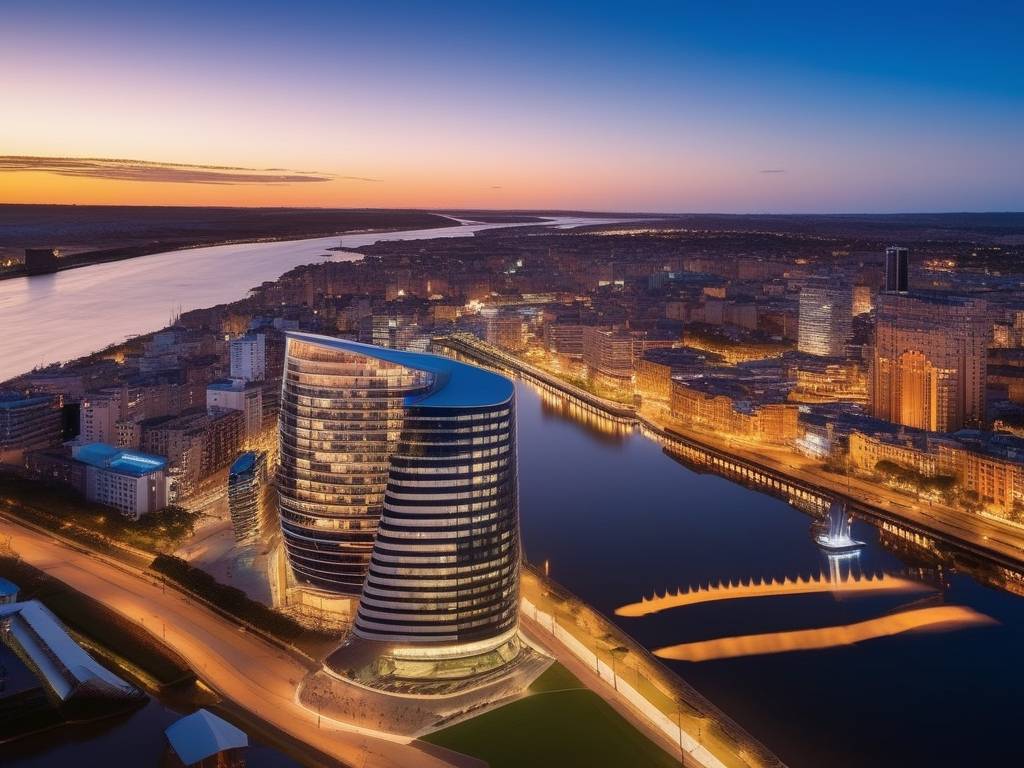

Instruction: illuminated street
[0,515,458,768]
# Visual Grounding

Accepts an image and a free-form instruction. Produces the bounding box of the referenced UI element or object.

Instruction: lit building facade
[798,282,853,357]
[0,391,62,465]
[278,332,519,658]
[71,443,168,519]
[670,381,800,445]
[871,293,989,432]
[228,451,269,544]
[230,333,266,382]
[207,379,264,438]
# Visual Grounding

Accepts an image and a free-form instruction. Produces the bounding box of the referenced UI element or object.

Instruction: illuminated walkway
[615,572,932,618]
[653,605,997,662]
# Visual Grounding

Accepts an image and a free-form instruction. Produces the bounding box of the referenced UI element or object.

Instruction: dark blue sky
[3,1,1022,211]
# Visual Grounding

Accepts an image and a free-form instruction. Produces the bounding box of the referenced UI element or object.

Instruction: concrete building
[80,387,141,444]
[0,391,62,465]
[72,443,168,518]
[206,379,263,438]
[582,326,636,391]
[229,333,266,382]
[871,292,989,432]
[142,408,244,498]
[485,314,527,352]
[670,380,800,445]
[798,281,853,357]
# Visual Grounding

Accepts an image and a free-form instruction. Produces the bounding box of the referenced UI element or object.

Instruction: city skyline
[2,1,1023,212]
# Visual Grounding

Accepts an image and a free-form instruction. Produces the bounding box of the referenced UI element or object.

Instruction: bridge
[615,571,932,618]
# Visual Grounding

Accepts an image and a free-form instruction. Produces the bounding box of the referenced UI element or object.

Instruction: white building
[80,387,141,444]
[230,333,266,382]
[72,443,168,519]
[207,379,263,437]
[798,282,853,357]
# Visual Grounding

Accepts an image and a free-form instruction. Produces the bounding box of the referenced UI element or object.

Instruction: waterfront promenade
[439,334,1024,573]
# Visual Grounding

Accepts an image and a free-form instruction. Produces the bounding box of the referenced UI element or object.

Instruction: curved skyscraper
[278,332,520,658]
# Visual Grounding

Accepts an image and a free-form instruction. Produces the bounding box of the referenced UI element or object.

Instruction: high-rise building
[227,451,269,544]
[871,292,989,432]
[485,314,527,352]
[884,246,909,293]
[798,281,853,357]
[230,333,266,382]
[278,332,520,654]
[0,391,62,465]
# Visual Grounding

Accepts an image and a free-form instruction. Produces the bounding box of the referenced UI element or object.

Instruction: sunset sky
[2,1,1022,212]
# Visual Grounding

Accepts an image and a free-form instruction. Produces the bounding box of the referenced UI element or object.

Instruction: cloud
[0,155,354,185]
[759,169,786,174]
[490,185,503,190]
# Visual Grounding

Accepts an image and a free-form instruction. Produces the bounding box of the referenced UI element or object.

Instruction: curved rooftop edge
[285,331,514,408]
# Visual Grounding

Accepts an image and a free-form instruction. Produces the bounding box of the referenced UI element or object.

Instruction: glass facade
[354,401,519,645]
[277,333,520,653]
[277,338,431,592]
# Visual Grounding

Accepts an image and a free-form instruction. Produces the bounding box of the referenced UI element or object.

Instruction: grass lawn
[422,664,680,768]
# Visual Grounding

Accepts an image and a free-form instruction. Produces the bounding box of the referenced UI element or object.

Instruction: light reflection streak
[653,605,997,662]
[616,571,931,617]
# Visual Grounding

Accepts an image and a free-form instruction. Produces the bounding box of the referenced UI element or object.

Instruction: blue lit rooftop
[73,443,168,476]
[230,451,261,475]
[286,332,514,408]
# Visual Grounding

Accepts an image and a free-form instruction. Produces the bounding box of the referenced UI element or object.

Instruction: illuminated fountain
[816,500,864,552]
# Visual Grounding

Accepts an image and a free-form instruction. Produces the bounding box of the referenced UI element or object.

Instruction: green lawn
[422,664,680,768]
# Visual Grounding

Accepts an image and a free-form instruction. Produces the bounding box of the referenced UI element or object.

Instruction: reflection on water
[0,218,612,382]
[536,387,632,442]
[654,605,998,662]
[515,381,1024,768]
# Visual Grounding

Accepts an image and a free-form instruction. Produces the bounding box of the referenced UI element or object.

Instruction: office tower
[884,246,909,293]
[871,292,989,432]
[278,332,520,658]
[228,451,269,544]
[798,281,853,357]
[230,333,266,382]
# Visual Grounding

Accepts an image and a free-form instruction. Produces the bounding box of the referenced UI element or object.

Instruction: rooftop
[73,442,168,476]
[287,331,514,408]
[229,450,262,475]
[0,577,18,597]
[165,709,248,765]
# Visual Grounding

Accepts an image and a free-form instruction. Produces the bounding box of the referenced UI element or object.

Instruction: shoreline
[0,217,460,283]
[435,334,1024,575]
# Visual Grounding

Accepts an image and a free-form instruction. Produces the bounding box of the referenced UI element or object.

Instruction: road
[0,517,454,768]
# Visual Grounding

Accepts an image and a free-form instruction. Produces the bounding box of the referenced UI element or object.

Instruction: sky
[2,0,1022,213]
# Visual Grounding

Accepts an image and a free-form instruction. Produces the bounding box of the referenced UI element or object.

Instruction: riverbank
[436,333,1024,574]
[0,205,458,280]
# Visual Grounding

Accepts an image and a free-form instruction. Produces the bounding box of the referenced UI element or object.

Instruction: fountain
[816,500,865,552]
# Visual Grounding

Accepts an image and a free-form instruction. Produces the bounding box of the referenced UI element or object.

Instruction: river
[0,216,610,382]
[3,223,1021,767]
[514,382,1022,768]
